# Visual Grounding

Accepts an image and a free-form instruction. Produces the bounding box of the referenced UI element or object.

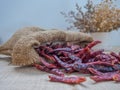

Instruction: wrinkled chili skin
[113,74,120,82]
[86,40,101,49]
[90,49,104,58]
[39,56,57,68]
[110,52,120,61]
[90,71,120,82]
[88,68,103,76]
[88,68,120,82]
[53,55,73,68]
[68,53,82,63]
[34,64,64,76]
[90,75,113,82]
[49,75,86,84]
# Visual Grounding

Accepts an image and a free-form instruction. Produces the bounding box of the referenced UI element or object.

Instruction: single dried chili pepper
[86,40,101,49]
[91,65,115,72]
[68,53,82,63]
[111,59,119,65]
[53,55,72,68]
[57,51,69,57]
[90,75,113,82]
[49,75,86,84]
[39,56,57,68]
[50,69,64,77]
[53,55,74,73]
[74,60,117,73]
[64,67,75,73]
[93,64,120,72]
[34,64,64,76]
[81,52,91,63]
[90,49,104,58]
[40,49,56,62]
[88,68,103,76]
[113,73,120,82]
[94,53,115,63]
[77,47,90,58]
[110,52,120,61]
[87,61,113,66]
[73,63,88,72]
[90,71,120,82]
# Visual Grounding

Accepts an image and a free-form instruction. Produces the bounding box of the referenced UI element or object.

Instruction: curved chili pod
[87,40,101,49]
[49,75,86,84]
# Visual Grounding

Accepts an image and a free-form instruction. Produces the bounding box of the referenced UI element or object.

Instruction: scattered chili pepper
[49,75,86,84]
[34,64,64,76]
[88,68,120,82]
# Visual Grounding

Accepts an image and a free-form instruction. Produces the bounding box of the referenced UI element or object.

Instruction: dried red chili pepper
[87,61,113,66]
[86,40,101,49]
[77,47,90,58]
[90,75,113,82]
[40,49,56,62]
[34,64,64,76]
[68,53,82,63]
[90,49,104,58]
[49,47,72,53]
[110,52,120,61]
[89,68,120,82]
[39,56,57,68]
[91,65,115,72]
[49,75,86,84]
[88,68,103,76]
[113,73,120,82]
[73,63,88,72]
[53,55,74,73]
[53,55,72,68]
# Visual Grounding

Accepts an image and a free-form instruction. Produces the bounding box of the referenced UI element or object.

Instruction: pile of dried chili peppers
[34,40,120,84]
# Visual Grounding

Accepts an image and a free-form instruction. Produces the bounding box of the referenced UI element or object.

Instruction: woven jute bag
[0,27,93,66]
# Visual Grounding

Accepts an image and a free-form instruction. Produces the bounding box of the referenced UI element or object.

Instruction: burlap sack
[0,27,93,66]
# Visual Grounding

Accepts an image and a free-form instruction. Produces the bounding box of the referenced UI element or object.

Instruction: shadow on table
[14,65,48,76]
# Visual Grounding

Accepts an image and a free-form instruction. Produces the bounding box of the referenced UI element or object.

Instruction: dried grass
[61,0,120,32]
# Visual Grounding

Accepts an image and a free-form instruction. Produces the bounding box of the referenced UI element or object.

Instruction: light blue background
[0,0,120,42]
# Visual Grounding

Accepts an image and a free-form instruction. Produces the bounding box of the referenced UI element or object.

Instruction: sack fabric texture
[0,27,93,66]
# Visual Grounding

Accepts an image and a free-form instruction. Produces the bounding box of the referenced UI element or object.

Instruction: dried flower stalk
[61,0,120,32]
